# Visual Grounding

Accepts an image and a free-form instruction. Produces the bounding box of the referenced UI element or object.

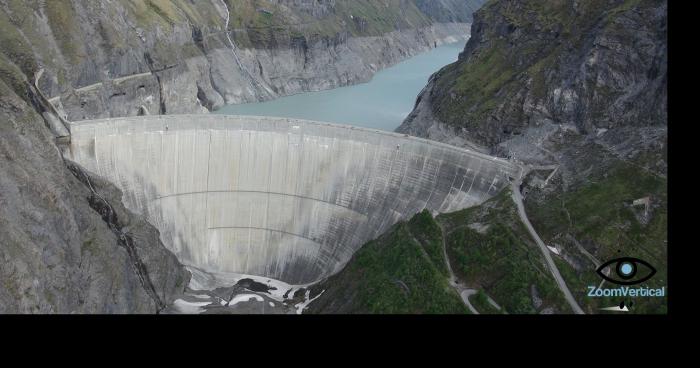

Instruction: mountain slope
[1,0,484,123]
[308,191,573,314]
[307,210,468,314]
[413,0,486,23]
[0,76,190,313]
[399,0,666,151]
[396,0,667,313]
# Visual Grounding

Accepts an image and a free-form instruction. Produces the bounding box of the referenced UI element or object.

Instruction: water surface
[215,41,466,131]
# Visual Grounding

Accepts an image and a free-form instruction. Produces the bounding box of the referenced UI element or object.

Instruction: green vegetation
[143,0,180,25]
[529,164,666,258]
[81,238,97,255]
[225,0,433,48]
[408,210,450,278]
[421,0,666,314]
[470,289,503,314]
[45,0,84,64]
[437,189,571,314]
[0,1,73,85]
[0,9,38,78]
[432,38,514,126]
[0,0,442,97]
[310,188,581,314]
[123,0,214,29]
[526,159,667,314]
[0,54,29,102]
[309,211,467,314]
[339,220,466,313]
[430,0,663,139]
[606,0,645,22]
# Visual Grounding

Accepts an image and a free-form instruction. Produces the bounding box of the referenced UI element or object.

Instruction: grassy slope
[437,189,571,314]
[526,155,667,314]
[309,189,578,314]
[308,210,467,314]
[225,0,433,48]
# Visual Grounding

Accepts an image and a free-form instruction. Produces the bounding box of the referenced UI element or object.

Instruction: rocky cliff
[397,0,668,313]
[413,0,485,23]
[1,0,484,125]
[399,0,666,160]
[0,78,190,313]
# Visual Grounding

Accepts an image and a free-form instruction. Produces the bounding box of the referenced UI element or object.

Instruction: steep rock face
[0,78,189,313]
[397,0,668,313]
[399,0,667,155]
[229,22,470,100]
[1,0,483,123]
[413,0,486,23]
[274,0,337,18]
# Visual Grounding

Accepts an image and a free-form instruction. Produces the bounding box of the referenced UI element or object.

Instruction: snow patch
[294,289,325,315]
[186,266,316,304]
[229,294,264,306]
[173,299,211,314]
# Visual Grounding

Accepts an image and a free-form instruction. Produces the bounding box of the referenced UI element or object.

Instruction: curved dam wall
[66,115,523,285]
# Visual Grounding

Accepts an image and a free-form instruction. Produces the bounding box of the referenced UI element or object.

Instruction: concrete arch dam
[66,115,523,285]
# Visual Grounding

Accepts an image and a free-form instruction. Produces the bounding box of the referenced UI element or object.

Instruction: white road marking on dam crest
[67,115,523,287]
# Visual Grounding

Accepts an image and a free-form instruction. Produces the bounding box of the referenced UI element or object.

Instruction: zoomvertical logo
[588,257,665,312]
[596,257,656,285]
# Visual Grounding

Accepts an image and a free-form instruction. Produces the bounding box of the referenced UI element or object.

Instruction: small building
[632,196,651,217]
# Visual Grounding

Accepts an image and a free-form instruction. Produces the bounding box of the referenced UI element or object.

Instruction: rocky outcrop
[1,0,482,123]
[0,78,189,313]
[223,22,471,103]
[399,0,667,162]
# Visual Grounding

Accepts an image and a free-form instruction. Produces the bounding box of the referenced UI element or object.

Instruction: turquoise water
[214,41,466,131]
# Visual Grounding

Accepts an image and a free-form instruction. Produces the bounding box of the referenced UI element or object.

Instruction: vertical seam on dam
[68,115,523,285]
[205,130,212,264]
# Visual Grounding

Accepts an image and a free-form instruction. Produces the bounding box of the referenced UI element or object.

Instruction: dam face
[67,115,522,285]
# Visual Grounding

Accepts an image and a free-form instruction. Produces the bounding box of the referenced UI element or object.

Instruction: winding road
[438,223,503,314]
[510,176,585,314]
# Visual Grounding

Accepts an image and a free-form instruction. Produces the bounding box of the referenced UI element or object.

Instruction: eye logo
[596,257,656,285]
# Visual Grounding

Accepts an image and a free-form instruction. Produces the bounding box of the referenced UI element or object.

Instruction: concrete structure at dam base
[66,115,523,287]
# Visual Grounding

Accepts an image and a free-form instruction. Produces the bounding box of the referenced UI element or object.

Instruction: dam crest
[66,115,523,285]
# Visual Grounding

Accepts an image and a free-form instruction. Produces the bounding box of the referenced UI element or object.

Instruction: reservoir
[214,41,466,131]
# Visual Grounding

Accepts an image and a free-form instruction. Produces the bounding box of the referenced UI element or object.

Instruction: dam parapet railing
[67,114,524,285]
[68,114,524,178]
